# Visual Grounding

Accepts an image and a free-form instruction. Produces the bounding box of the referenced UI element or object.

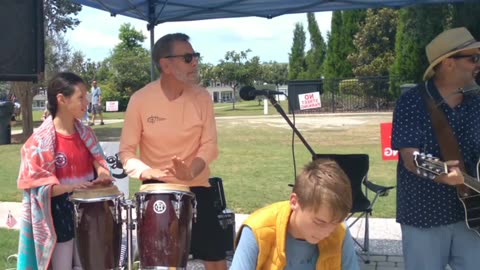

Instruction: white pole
[263,98,268,115]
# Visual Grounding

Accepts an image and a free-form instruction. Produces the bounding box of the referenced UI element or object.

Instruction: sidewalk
[1,201,404,270]
[11,119,124,135]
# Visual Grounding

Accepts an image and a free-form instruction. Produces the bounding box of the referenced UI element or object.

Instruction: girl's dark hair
[47,72,85,118]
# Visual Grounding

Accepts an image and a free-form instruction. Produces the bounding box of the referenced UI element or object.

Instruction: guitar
[413,151,480,236]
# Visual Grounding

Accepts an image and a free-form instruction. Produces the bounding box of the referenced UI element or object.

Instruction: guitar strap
[420,82,468,194]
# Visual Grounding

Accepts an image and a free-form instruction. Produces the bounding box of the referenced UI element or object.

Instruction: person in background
[230,158,359,270]
[89,80,104,126]
[16,72,114,270]
[83,90,91,124]
[119,33,226,270]
[42,101,50,121]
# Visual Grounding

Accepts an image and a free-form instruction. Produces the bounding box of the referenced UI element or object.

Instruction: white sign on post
[100,141,129,198]
[298,92,321,110]
[106,101,119,112]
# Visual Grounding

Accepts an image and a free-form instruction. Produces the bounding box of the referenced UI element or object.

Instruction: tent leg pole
[150,26,155,81]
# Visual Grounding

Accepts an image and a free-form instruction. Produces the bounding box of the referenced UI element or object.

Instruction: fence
[288,76,414,114]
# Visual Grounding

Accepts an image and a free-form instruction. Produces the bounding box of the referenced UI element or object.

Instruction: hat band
[449,39,476,52]
[430,39,476,64]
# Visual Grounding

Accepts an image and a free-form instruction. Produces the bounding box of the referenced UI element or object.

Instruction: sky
[65,6,332,65]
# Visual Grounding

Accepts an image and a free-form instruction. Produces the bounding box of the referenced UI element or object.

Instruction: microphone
[239,86,284,101]
[436,81,480,107]
[459,82,480,96]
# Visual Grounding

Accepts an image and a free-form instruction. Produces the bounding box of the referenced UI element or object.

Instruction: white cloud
[66,27,119,49]
[65,6,331,64]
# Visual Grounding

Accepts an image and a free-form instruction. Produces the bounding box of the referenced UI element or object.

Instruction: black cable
[286,94,297,186]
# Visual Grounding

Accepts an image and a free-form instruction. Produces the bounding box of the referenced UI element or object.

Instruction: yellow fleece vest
[236,201,346,270]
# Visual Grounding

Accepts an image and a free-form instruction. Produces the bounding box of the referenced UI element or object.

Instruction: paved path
[11,119,124,135]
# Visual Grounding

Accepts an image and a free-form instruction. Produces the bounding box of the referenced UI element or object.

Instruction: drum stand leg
[124,200,135,270]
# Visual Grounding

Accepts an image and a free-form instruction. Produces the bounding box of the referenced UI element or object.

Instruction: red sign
[380,122,398,161]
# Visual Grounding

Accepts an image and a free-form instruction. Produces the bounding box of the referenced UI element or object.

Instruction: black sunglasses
[164,52,200,64]
[450,54,480,64]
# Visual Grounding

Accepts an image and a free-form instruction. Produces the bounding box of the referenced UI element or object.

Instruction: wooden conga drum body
[135,184,196,269]
[70,185,124,270]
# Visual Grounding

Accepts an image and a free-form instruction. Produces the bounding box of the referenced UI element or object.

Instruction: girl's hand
[92,174,115,186]
[70,182,93,192]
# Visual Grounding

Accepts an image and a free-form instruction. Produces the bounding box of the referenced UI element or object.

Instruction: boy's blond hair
[293,158,352,222]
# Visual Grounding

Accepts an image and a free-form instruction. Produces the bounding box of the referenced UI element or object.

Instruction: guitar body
[413,152,480,236]
[458,191,480,236]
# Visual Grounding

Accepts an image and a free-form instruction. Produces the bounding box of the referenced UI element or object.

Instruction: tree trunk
[231,85,238,110]
[11,81,34,140]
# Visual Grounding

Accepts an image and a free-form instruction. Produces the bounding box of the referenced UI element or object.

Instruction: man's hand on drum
[167,156,194,181]
[140,168,171,181]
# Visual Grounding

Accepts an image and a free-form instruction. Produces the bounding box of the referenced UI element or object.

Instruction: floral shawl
[16,116,109,270]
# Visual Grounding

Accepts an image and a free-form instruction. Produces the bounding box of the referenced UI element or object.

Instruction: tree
[43,0,83,79]
[305,13,327,79]
[323,11,343,80]
[262,62,289,89]
[44,33,73,77]
[215,50,261,110]
[43,0,82,37]
[11,81,34,139]
[449,2,480,39]
[199,63,216,87]
[340,9,367,76]
[348,8,398,77]
[347,8,398,107]
[390,5,448,84]
[289,23,307,80]
[0,82,9,101]
[12,0,83,140]
[108,23,151,110]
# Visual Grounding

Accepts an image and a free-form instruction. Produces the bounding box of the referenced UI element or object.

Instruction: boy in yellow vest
[231,159,359,270]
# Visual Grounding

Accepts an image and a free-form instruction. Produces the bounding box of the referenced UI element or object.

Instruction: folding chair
[314,154,395,263]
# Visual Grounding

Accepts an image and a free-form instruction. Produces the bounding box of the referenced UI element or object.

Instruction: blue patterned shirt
[392,80,480,228]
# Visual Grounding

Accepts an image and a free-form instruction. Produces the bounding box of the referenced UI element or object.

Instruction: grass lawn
[0,228,18,269]
[214,100,288,117]
[0,108,397,265]
[1,110,397,217]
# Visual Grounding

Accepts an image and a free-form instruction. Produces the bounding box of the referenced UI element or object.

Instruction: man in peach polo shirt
[119,33,226,270]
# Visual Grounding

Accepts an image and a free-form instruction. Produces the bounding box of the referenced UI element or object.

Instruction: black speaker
[0,0,44,82]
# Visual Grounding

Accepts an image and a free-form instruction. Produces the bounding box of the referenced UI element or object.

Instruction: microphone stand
[266,94,317,159]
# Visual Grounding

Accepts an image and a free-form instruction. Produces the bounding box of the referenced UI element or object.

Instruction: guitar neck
[463,173,480,194]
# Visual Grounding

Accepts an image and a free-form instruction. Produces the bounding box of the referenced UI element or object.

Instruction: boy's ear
[290,193,299,211]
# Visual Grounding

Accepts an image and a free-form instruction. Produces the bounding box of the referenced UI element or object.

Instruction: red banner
[380,122,398,161]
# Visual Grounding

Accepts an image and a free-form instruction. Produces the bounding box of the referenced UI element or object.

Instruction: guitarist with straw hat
[392,27,480,270]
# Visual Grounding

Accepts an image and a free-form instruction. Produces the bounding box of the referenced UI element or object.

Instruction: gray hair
[152,33,190,72]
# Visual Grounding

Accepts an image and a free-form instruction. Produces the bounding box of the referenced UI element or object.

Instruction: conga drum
[70,184,124,270]
[135,183,196,269]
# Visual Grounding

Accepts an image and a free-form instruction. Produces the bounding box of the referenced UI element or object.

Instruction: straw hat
[423,27,480,80]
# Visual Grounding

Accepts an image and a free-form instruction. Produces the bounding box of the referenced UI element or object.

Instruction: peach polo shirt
[119,80,218,187]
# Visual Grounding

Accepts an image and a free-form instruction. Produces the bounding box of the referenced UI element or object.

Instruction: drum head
[138,183,192,195]
[71,184,122,202]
